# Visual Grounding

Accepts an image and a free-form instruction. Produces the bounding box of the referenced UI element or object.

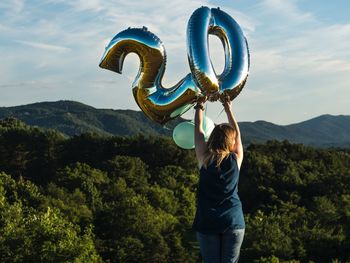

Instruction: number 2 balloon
[99,6,250,124]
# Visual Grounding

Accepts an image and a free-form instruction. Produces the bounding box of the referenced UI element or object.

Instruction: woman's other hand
[220,94,232,111]
[196,95,207,109]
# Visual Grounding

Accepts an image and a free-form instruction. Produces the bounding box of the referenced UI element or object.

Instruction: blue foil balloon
[99,7,250,124]
[187,6,250,101]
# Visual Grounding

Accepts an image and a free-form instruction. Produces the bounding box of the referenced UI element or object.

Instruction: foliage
[0,121,350,262]
[0,172,101,263]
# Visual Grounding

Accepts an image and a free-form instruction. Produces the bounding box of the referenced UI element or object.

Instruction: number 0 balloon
[99,6,250,124]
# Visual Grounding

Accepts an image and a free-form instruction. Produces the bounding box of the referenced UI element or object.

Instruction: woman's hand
[195,95,207,110]
[220,94,232,111]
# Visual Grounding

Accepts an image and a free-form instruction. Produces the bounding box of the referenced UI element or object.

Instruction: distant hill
[0,101,181,137]
[0,100,349,148]
[240,115,350,148]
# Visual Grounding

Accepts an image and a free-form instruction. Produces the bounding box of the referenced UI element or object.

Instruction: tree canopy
[0,119,349,262]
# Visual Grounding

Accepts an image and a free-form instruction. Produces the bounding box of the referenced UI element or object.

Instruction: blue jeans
[196,228,245,263]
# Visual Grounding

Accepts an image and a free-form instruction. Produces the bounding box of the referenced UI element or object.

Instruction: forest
[0,117,349,263]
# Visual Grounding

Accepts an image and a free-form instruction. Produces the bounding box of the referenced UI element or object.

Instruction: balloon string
[190,107,195,124]
[190,103,223,125]
[216,107,225,122]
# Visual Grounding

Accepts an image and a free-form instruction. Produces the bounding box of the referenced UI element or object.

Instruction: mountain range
[0,100,349,148]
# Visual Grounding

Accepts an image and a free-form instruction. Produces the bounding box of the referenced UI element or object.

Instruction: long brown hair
[202,124,236,168]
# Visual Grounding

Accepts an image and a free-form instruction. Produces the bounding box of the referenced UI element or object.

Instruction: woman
[192,95,245,263]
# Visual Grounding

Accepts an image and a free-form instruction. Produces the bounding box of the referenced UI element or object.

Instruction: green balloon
[173,121,195,149]
[173,116,215,149]
[203,116,215,140]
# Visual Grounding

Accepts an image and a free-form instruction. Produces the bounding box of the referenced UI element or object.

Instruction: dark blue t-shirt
[192,153,245,234]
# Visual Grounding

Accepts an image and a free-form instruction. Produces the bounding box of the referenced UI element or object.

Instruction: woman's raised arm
[222,97,243,168]
[194,97,207,167]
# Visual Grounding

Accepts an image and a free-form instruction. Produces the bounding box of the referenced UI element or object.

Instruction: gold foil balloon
[99,7,250,124]
[99,27,200,124]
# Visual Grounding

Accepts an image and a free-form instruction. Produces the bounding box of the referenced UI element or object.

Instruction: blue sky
[0,0,349,125]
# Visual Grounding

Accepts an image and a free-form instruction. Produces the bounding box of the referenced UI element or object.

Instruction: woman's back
[192,153,245,234]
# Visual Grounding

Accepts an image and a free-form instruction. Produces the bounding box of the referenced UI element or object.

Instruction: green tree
[54,163,109,212]
[95,178,179,262]
[0,172,101,263]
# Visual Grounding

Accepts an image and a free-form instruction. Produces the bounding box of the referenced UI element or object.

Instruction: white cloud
[15,40,71,53]
[258,0,315,24]
[44,0,103,12]
[0,23,8,31]
[72,0,103,12]
[249,1,350,77]
[0,0,25,13]
[0,0,349,124]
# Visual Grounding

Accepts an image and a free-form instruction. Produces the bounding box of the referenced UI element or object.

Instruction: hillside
[0,101,181,137]
[241,115,350,148]
[0,100,349,148]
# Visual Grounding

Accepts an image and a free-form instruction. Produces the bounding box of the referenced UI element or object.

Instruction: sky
[0,0,349,125]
